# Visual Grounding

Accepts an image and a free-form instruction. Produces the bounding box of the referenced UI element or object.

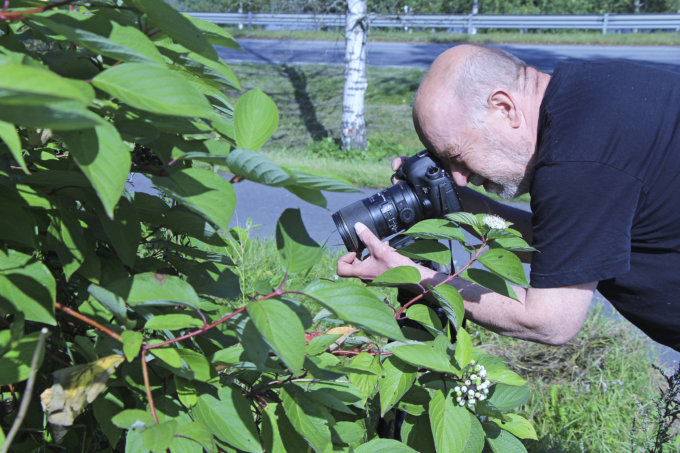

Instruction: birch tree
[342,0,368,150]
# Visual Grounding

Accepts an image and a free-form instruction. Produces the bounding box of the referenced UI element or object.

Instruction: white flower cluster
[454,361,489,408]
[482,214,507,230]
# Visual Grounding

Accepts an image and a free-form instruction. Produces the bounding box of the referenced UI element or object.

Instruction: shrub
[0,2,535,452]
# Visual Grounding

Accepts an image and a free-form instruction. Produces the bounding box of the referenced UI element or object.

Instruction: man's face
[440,121,534,200]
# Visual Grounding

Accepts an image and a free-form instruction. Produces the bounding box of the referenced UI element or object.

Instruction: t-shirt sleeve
[529,161,643,288]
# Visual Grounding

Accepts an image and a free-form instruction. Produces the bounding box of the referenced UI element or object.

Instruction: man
[337,44,680,351]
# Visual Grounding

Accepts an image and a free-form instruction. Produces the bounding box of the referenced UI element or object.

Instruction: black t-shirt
[530,61,680,351]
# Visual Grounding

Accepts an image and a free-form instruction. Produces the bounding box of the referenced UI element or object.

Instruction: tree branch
[55,302,122,342]
[1,328,49,453]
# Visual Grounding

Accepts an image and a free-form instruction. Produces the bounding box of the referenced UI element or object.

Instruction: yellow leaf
[40,354,124,427]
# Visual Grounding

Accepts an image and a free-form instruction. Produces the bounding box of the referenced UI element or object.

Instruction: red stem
[394,240,488,319]
[55,302,122,342]
[143,305,247,351]
[0,0,77,21]
[141,350,159,423]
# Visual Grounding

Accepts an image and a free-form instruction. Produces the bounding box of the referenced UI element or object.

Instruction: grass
[226,27,680,46]
[234,238,672,451]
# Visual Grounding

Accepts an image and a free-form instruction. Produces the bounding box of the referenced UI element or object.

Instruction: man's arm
[338,223,595,346]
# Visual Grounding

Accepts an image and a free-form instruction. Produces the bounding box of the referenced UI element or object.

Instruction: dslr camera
[332,149,462,254]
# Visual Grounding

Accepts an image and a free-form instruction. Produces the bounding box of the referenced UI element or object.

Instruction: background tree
[342,0,369,151]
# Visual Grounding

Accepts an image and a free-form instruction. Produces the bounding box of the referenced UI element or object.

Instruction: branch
[394,240,488,319]
[1,328,49,453]
[140,350,159,424]
[55,302,122,342]
[0,0,77,21]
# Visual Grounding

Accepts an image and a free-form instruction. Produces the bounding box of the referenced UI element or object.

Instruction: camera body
[332,150,462,254]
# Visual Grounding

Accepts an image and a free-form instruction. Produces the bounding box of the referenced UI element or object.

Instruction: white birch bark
[342,0,368,151]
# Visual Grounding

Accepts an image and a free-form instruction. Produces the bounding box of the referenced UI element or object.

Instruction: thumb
[354,222,384,252]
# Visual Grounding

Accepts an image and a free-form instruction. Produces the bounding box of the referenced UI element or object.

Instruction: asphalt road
[217,39,680,73]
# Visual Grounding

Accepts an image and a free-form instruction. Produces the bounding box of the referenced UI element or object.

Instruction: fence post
[602,13,609,35]
[248,11,252,30]
[470,0,478,34]
[238,3,243,30]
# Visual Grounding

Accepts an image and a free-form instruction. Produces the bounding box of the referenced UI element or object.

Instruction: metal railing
[185,12,680,35]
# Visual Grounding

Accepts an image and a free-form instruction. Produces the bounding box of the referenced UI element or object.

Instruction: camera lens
[332,182,423,254]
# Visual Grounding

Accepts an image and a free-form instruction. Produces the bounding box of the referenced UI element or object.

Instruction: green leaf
[348,352,380,401]
[142,420,178,452]
[475,354,526,386]
[464,411,485,453]
[149,345,182,368]
[0,119,27,173]
[226,148,292,186]
[247,298,305,375]
[0,330,46,386]
[234,88,278,150]
[107,273,200,307]
[284,185,327,208]
[0,186,37,247]
[152,167,235,234]
[488,384,530,411]
[454,327,473,369]
[0,101,105,130]
[60,123,131,218]
[303,280,405,341]
[132,0,218,60]
[194,390,262,453]
[282,167,360,193]
[379,356,417,416]
[280,384,333,453]
[184,14,242,50]
[446,212,482,227]
[406,305,444,337]
[93,392,124,448]
[483,423,527,453]
[401,413,436,451]
[478,249,528,287]
[88,284,132,327]
[121,330,143,362]
[98,196,140,267]
[112,408,156,429]
[370,266,421,287]
[429,390,471,453]
[261,403,308,453]
[404,218,466,242]
[34,13,165,66]
[355,438,418,453]
[388,342,457,374]
[144,314,204,331]
[461,268,518,302]
[0,249,56,325]
[0,63,93,105]
[489,414,537,440]
[93,63,213,117]
[429,284,465,330]
[306,334,341,356]
[398,239,451,266]
[171,421,214,453]
[46,205,86,281]
[275,208,321,274]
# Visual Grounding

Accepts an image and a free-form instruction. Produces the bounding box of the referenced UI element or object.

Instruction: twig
[141,350,159,424]
[394,240,487,319]
[1,328,49,453]
[55,302,122,342]
[0,0,76,21]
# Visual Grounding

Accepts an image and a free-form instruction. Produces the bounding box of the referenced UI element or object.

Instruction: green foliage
[0,3,536,452]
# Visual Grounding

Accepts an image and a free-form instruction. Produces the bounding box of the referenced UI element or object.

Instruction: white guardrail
[185,12,680,35]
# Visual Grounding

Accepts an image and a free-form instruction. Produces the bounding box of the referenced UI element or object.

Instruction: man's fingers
[391,157,405,171]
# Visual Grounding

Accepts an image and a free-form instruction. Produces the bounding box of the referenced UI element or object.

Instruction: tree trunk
[341,0,367,151]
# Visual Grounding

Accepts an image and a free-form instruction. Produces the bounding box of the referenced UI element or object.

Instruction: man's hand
[336,222,434,281]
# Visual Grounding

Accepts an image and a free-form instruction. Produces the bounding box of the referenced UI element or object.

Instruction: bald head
[413,45,528,156]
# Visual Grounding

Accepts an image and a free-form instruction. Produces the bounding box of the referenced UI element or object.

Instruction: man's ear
[488,90,522,128]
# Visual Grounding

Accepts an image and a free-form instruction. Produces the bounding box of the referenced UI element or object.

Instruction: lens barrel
[332,182,423,254]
